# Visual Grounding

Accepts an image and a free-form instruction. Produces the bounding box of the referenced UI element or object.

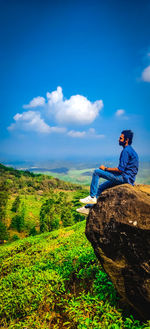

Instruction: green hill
[1,221,149,329]
[0,163,150,328]
[0,163,85,193]
[0,163,88,242]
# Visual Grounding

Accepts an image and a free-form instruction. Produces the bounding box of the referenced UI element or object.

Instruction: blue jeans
[90,169,126,198]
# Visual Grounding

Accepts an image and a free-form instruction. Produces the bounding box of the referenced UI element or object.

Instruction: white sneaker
[79,195,97,204]
[76,206,90,215]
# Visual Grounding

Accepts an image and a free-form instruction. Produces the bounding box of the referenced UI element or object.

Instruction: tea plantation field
[0,221,149,329]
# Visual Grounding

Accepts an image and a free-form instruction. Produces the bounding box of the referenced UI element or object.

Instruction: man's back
[118,145,139,185]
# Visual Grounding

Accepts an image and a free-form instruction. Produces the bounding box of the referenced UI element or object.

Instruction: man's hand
[99,165,106,170]
[99,164,122,173]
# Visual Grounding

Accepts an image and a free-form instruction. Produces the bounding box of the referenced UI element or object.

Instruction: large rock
[85,184,150,319]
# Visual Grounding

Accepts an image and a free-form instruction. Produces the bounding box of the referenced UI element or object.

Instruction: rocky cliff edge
[85,184,150,319]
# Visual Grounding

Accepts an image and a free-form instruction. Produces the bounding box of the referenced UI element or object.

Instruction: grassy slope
[6,189,90,240]
[0,163,89,238]
[32,168,102,186]
[0,163,85,192]
[0,221,150,329]
[1,163,150,328]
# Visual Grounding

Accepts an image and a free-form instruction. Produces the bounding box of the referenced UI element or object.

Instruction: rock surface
[85,184,150,319]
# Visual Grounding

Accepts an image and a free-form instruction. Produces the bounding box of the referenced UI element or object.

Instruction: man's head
[119,130,133,147]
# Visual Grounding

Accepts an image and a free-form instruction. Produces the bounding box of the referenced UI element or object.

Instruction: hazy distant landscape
[2,159,150,185]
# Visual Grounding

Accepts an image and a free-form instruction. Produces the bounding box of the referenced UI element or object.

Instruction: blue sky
[0,0,150,161]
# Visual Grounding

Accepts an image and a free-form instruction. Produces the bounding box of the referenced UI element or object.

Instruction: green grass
[6,194,43,232]
[34,168,95,185]
[0,221,149,329]
[5,189,88,237]
[136,169,150,185]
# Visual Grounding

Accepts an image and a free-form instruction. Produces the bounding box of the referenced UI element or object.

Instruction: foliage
[0,163,88,239]
[10,214,25,232]
[1,162,149,327]
[10,204,25,232]
[0,163,83,194]
[0,181,9,221]
[0,163,89,241]
[61,206,74,227]
[29,226,38,236]
[11,234,20,241]
[40,198,60,232]
[11,195,21,212]
[0,221,9,241]
[0,180,9,243]
[0,221,149,329]
[39,191,83,232]
[71,190,89,223]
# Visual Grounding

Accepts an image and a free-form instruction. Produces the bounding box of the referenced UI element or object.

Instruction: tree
[29,226,37,236]
[61,204,74,227]
[40,198,59,232]
[0,181,9,243]
[10,214,25,232]
[0,181,9,221]
[11,195,21,212]
[55,192,67,216]
[11,234,19,241]
[0,221,9,243]
[10,203,25,232]
[71,191,87,223]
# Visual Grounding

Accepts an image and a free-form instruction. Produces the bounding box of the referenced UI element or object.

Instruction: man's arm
[99,165,122,173]
[105,167,122,173]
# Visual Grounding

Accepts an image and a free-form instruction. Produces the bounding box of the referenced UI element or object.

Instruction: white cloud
[8,87,104,136]
[46,86,103,125]
[67,130,86,138]
[8,111,65,134]
[88,128,105,138]
[49,126,66,133]
[23,96,46,109]
[115,109,125,117]
[67,128,105,138]
[46,86,63,103]
[141,65,150,82]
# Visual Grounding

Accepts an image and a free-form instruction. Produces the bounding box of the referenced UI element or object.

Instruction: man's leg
[90,168,125,197]
[96,180,120,197]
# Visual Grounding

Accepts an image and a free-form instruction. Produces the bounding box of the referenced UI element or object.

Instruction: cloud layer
[67,128,105,138]
[141,65,150,82]
[8,111,103,138]
[8,86,105,138]
[47,86,103,125]
[23,96,46,109]
[8,111,66,134]
[115,109,125,117]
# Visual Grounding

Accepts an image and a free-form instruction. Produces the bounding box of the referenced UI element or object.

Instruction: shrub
[0,188,9,221]
[11,195,21,212]
[61,207,74,227]
[10,214,25,232]
[29,226,38,236]
[11,234,20,241]
[0,221,9,242]
[40,198,60,232]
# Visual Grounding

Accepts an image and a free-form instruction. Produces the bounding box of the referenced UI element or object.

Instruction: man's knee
[93,169,98,176]
[93,168,102,176]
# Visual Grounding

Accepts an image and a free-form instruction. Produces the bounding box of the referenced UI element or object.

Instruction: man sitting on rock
[78,130,139,210]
